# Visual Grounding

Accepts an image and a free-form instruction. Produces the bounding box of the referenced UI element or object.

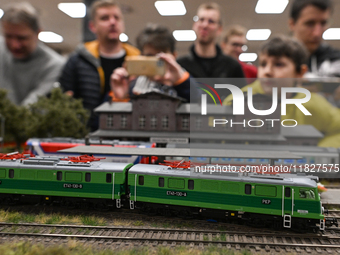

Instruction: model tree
[0,89,30,148]
[0,88,89,149]
[26,88,89,139]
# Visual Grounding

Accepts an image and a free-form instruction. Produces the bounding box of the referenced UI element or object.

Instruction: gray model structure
[91,91,323,145]
[60,146,301,161]
[166,143,340,179]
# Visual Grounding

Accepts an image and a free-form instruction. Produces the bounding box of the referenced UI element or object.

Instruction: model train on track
[0,153,334,231]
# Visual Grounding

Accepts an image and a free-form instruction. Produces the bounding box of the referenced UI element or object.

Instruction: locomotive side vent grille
[57,162,91,167]
[23,160,54,166]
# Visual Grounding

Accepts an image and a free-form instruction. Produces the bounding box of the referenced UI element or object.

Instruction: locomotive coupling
[325,217,338,227]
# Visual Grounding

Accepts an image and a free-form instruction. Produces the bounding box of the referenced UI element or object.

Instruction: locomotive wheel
[4,197,14,205]
[294,220,308,233]
[273,220,282,230]
[80,202,90,210]
[147,209,157,216]
[67,202,76,209]
[95,203,109,211]
[252,218,263,228]
[179,210,192,219]
[161,208,172,217]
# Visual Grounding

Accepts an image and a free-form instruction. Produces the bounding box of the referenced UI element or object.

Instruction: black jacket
[177,45,245,78]
[307,43,340,77]
[59,41,140,131]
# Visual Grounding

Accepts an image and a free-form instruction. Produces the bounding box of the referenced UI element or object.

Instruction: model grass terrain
[0,153,330,232]
[0,242,249,255]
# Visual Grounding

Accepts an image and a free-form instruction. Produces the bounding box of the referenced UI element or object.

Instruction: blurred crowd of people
[1,0,340,147]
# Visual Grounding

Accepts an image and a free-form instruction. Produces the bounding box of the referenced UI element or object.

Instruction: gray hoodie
[0,39,65,105]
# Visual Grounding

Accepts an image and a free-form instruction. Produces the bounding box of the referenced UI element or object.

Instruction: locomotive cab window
[188,180,194,190]
[285,187,291,197]
[158,177,164,187]
[9,169,14,179]
[139,176,144,185]
[57,171,62,181]
[85,173,91,182]
[245,184,251,195]
[106,173,112,183]
[299,189,315,199]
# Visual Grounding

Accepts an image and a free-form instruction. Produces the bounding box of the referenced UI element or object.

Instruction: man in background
[289,0,340,78]
[289,0,340,106]
[177,2,244,79]
[0,2,65,105]
[59,0,140,131]
[221,25,257,81]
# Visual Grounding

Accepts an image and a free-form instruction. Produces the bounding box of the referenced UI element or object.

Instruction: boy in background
[223,35,340,147]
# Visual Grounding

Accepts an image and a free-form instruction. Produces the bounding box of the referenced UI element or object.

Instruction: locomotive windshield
[299,189,315,199]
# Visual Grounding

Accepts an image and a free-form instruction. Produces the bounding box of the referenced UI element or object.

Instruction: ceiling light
[239,53,258,62]
[255,0,289,14]
[154,1,186,16]
[173,30,196,41]
[38,31,63,43]
[242,45,248,51]
[323,28,340,40]
[246,29,271,41]
[0,9,3,19]
[119,33,129,42]
[58,3,86,18]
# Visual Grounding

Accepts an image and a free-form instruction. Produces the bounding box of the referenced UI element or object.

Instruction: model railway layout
[0,152,336,231]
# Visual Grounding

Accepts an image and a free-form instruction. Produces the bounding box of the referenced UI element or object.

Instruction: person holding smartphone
[110,24,199,103]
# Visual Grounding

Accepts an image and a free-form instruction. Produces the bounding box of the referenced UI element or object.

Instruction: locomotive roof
[128,164,318,188]
[0,157,130,172]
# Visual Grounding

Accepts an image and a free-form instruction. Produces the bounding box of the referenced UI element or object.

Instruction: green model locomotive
[128,164,325,231]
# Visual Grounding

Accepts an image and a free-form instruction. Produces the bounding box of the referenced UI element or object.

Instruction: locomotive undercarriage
[0,193,116,211]
[135,201,323,232]
[0,194,331,232]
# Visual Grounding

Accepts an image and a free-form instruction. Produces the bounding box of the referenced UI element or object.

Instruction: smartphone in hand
[125,56,165,76]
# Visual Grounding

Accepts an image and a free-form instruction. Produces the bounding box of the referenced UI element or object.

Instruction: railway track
[327,209,340,222]
[0,204,338,234]
[325,185,340,189]
[0,223,340,253]
[0,205,283,233]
